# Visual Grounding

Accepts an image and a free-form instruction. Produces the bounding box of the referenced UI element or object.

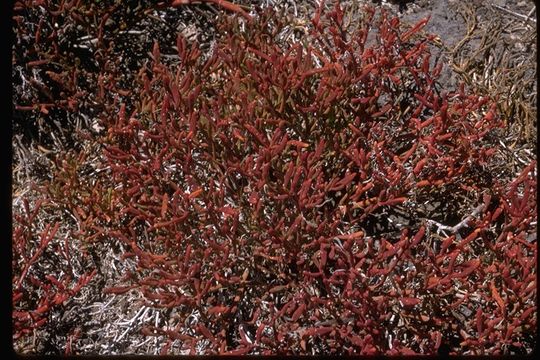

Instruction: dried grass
[448,2,536,145]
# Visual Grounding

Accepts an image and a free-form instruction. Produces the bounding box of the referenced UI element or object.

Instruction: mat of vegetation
[12,0,536,355]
